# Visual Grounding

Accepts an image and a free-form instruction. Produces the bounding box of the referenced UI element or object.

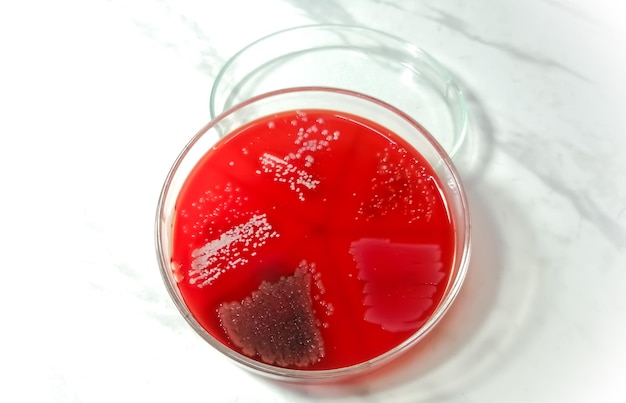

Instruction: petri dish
[210,24,468,158]
[156,87,471,382]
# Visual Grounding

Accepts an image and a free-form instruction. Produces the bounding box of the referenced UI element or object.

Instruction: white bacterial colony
[358,145,437,222]
[305,261,334,329]
[178,182,248,241]
[188,213,279,288]
[259,112,340,201]
[259,153,320,201]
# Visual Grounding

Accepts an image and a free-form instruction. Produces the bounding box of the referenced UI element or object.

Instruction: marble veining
[0,0,625,402]
[107,0,225,77]
[423,7,592,82]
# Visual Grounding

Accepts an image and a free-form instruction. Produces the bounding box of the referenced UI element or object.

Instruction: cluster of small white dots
[259,153,320,201]
[180,183,249,242]
[258,112,341,202]
[304,261,334,329]
[287,135,333,160]
[188,214,280,288]
[357,145,436,222]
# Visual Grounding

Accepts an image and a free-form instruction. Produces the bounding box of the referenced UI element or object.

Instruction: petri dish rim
[209,24,469,158]
[157,86,471,382]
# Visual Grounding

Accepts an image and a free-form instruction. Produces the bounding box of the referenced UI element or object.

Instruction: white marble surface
[1,1,625,402]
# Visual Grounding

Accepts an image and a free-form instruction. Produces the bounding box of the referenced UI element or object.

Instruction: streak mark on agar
[189,214,279,287]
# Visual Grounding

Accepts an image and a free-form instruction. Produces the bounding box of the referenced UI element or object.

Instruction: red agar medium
[171,110,455,370]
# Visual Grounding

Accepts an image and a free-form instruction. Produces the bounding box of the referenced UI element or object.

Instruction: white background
[0,1,625,402]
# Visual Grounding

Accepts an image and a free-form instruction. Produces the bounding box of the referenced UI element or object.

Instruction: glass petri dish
[210,24,468,158]
[157,87,471,382]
